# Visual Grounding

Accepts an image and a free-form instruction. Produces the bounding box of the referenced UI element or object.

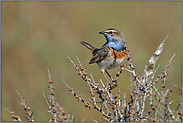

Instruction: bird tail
[81,41,96,52]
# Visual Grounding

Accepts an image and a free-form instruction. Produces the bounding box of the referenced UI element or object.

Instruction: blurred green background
[1,1,182,122]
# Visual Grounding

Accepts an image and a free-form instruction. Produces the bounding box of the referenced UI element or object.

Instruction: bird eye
[109,31,113,34]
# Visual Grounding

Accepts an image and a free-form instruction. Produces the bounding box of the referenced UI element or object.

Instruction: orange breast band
[110,48,126,59]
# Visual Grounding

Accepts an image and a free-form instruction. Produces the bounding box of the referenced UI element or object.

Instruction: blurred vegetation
[1,1,181,122]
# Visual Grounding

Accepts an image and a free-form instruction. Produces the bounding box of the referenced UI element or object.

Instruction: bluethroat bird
[81,28,126,83]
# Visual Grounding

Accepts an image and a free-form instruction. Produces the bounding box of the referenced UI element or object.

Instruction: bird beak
[99,31,104,34]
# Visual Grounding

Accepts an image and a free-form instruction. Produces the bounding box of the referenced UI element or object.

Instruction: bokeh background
[1,1,182,122]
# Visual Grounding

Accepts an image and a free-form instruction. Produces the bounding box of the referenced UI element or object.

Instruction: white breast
[97,50,126,72]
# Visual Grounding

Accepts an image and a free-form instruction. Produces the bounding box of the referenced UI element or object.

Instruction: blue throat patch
[104,34,124,52]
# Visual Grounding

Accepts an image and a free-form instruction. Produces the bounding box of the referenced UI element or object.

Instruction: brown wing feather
[89,43,110,64]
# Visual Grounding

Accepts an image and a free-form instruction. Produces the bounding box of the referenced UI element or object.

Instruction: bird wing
[89,43,110,64]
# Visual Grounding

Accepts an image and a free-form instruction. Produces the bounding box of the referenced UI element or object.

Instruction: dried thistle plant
[5,34,182,122]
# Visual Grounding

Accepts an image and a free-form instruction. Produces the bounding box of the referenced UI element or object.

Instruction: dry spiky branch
[5,34,182,122]
[42,68,75,122]
[5,89,35,122]
[62,34,182,122]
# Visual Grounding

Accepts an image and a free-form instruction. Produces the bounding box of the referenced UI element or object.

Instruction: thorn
[15,89,24,103]
[117,83,121,93]
[162,34,169,43]
[67,55,76,67]
[76,55,82,67]
[61,78,71,89]
[47,68,51,81]
[169,53,176,63]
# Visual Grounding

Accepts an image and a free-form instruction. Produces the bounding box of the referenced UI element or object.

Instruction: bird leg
[102,71,110,84]
[105,70,114,82]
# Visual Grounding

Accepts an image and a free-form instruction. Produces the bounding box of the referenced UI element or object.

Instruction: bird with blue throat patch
[81,28,127,83]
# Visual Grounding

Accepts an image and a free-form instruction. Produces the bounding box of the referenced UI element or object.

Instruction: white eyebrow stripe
[105,30,117,33]
[112,30,116,32]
